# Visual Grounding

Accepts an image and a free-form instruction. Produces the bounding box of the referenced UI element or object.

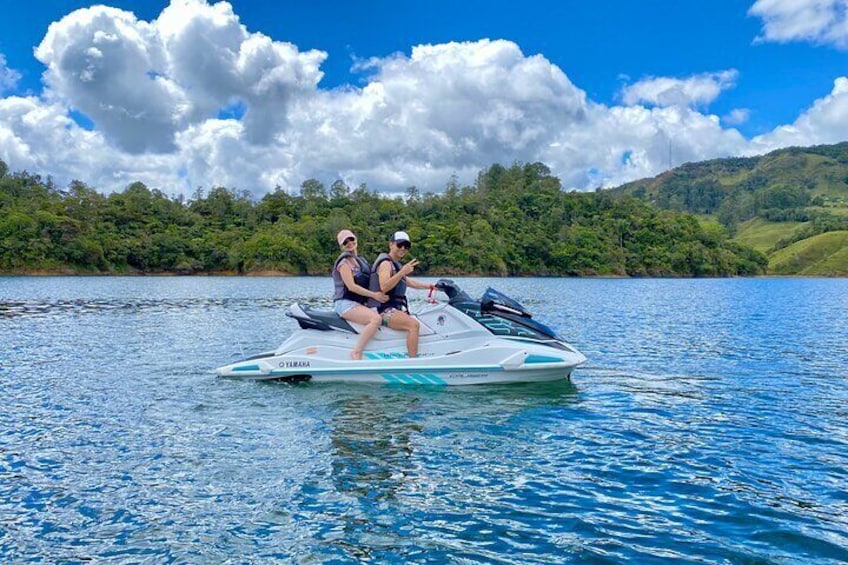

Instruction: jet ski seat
[286,303,357,333]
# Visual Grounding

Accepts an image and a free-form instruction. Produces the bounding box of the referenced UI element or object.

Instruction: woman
[367,230,432,358]
[332,229,388,360]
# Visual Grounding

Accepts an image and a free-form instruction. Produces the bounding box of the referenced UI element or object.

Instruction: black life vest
[368,252,408,312]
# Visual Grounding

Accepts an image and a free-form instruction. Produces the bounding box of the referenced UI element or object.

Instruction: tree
[300,178,327,199]
[330,180,350,201]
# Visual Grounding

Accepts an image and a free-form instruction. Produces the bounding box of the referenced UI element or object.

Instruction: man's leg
[387,311,420,358]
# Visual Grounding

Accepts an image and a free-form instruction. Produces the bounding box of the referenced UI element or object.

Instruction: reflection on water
[313,383,583,561]
[1,276,847,563]
[327,382,581,499]
[325,390,424,561]
[329,392,421,502]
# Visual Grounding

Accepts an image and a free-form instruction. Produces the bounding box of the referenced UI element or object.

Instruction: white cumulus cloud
[154,0,325,145]
[749,76,848,151]
[35,6,181,153]
[0,55,22,94]
[283,39,591,190]
[539,104,748,189]
[723,108,751,125]
[619,70,739,108]
[749,0,848,49]
[34,0,324,153]
[0,94,164,187]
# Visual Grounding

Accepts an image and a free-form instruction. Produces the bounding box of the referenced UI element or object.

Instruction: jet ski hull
[217,360,579,385]
[216,338,585,385]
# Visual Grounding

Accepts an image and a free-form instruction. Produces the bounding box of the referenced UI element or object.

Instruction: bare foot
[350,349,363,360]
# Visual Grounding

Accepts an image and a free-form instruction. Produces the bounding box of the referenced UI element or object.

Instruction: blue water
[1,276,846,563]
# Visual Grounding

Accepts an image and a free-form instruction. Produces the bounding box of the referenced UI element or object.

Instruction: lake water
[1,276,847,563]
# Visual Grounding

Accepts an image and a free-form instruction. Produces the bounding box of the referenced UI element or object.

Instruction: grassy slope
[768,231,848,275]
[733,218,805,253]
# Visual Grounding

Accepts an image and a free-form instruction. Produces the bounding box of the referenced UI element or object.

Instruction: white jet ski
[215,279,586,385]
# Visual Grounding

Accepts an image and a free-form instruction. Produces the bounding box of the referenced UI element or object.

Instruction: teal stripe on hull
[382,373,447,385]
[267,364,504,377]
[365,352,409,360]
[524,355,564,364]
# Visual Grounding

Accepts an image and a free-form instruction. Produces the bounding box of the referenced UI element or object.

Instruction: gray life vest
[332,251,371,304]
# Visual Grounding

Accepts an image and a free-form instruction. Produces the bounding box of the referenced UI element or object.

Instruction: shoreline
[0,270,842,278]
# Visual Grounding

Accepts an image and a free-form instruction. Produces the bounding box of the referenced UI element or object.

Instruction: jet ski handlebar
[434,279,472,303]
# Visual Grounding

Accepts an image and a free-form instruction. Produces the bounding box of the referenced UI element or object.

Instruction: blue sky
[0,0,846,196]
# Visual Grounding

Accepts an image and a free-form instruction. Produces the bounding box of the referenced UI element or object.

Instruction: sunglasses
[342,237,356,245]
[395,241,411,249]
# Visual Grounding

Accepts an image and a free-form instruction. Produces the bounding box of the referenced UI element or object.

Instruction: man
[368,231,432,358]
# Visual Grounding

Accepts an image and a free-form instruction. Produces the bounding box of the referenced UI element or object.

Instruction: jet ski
[215,279,586,385]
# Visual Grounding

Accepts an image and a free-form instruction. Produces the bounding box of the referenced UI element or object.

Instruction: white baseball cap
[390,231,411,244]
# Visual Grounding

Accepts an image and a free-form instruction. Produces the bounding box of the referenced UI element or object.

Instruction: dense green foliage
[0,160,766,276]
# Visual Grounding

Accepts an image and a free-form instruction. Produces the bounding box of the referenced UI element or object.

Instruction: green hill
[613,142,848,215]
[609,141,848,275]
[768,231,848,275]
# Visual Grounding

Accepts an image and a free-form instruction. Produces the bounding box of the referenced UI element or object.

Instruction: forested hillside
[611,142,848,275]
[0,160,765,277]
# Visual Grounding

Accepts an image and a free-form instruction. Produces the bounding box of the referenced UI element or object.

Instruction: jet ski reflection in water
[215,279,586,385]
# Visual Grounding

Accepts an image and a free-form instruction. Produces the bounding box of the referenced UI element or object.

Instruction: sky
[0,0,846,198]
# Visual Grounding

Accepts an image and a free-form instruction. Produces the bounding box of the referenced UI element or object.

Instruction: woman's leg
[387,311,421,358]
[341,305,382,360]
